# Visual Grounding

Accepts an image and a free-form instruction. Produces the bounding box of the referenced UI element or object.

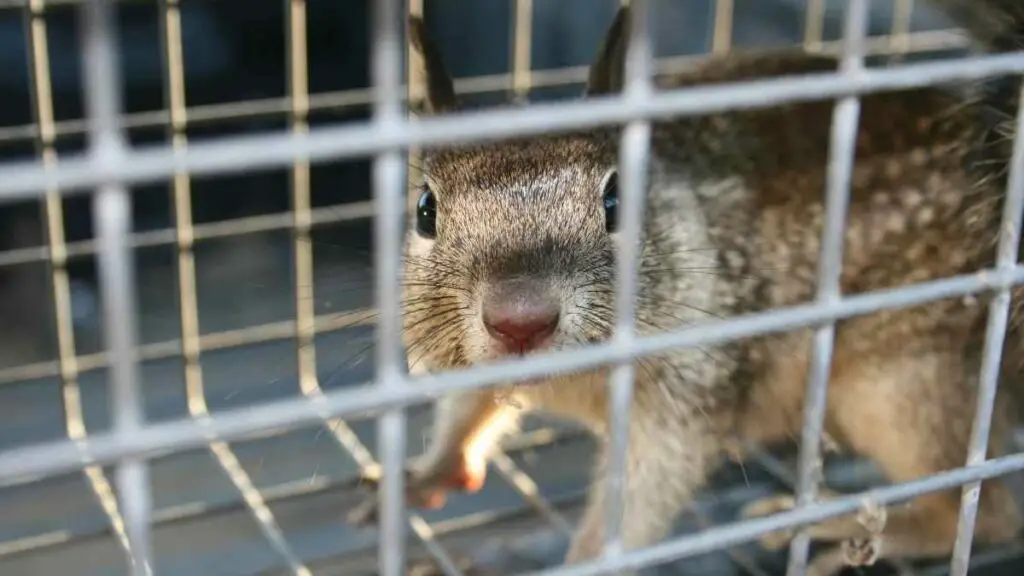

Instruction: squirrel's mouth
[476,327,615,365]
[481,337,556,362]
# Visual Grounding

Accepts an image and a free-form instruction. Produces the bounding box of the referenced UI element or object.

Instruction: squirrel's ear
[584,6,630,97]
[408,15,459,114]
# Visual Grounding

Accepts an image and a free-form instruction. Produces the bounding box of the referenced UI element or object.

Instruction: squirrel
[350,1,1024,574]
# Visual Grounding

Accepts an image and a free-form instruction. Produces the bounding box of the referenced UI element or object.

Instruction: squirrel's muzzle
[481,278,560,354]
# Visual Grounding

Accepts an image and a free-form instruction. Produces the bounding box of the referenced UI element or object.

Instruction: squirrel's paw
[739,494,797,551]
[347,467,448,526]
[347,454,486,526]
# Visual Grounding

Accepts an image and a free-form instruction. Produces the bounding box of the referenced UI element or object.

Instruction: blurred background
[1,0,1022,574]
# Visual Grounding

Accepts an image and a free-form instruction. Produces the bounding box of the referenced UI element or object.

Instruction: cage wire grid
[1,0,1024,575]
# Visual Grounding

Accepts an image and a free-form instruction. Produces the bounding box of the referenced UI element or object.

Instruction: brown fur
[376,3,1024,574]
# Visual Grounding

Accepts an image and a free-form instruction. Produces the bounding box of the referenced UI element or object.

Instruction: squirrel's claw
[347,467,451,527]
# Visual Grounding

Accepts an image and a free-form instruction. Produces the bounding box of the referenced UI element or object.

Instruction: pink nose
[482,288,559,353]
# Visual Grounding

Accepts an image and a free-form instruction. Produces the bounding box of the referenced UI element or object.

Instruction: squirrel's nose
[483,306,559,352]
[482,282,559,353]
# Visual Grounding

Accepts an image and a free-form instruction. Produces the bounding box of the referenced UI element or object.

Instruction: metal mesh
[1,0,1024,575]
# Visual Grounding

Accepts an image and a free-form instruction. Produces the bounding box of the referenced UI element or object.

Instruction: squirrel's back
[631,0,1024,444]
[653,52,1004,308]
[934,0,1024,405]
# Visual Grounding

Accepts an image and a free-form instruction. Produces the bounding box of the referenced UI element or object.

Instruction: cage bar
[406,0,424,200]
[535,452,1024,576]
[802,0,825,49]
[889,0,917,60]
[282,1,462,571]
[78,0,154,573]
[0,27,971,149]
[287,0,318,444]
[156,1,313,573]
[0,423,579,564]
[1,0,90,6]
[370,0,409,573]
[22,0,138,565]
[4,264,1024,486]
[784,1,869,575]
[511,0,532,101]
[603,0,653,558]
[2,2,1024,575]
[397,6,577,559]
[947,84,1024,576]
[489,451,576,537]
[712,0,734,54]
[0,201,373,270]
[745,445,927,575]
[0,304,374,386]
[4,48,1024,201]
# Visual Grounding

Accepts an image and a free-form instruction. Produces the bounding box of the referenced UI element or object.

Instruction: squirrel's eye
[603,173,619,233]
[416,186,438,238]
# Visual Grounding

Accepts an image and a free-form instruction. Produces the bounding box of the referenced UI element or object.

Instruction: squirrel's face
[401,135,626,373]
[398,7,648,374]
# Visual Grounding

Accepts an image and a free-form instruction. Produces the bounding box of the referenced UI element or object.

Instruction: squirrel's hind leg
[744,342,1022,575]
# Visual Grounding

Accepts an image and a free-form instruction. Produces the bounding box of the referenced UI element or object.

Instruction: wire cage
[2,0,1024,575]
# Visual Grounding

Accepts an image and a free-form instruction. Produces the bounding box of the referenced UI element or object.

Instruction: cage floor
[2,233,1024,576]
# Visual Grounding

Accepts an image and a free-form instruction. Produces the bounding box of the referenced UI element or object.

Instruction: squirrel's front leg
[565,420,714,570]
[408,388,521,506]
[349,387,522,525]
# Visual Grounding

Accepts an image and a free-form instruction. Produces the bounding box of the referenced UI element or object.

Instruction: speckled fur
[393,3,1024,574]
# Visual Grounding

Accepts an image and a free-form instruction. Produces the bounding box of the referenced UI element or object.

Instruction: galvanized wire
[3,49,1024,203]
[0,28,971,147]
[79,0,153,573]
[603,0,653,558]
[21,0,138,568]
[4,265,1024,484]
[3,1,1024,575]
[784,1,868,574]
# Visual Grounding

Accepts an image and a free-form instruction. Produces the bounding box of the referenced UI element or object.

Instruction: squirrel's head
[401,8,684,374]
